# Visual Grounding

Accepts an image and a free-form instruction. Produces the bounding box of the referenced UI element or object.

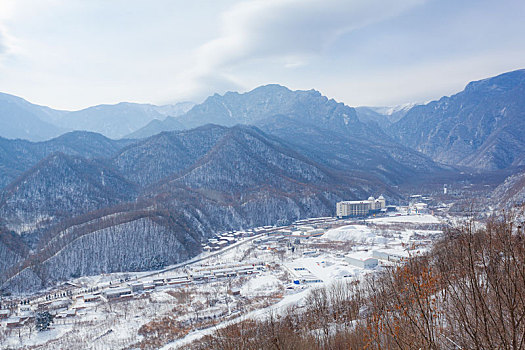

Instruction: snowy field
[368,213,441,224]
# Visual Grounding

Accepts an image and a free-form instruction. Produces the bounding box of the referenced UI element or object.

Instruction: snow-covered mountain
[355,103,416,129]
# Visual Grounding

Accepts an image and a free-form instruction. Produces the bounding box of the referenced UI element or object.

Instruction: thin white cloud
[0,28,6,55]
[0,1,20,64]
[176,0,425,99]
[0,0,523,110]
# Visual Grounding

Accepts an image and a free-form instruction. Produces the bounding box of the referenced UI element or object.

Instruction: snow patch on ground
[149,291,175,302]
[320,225,386,244]
[241,274,281,297]
[368,214,440,224]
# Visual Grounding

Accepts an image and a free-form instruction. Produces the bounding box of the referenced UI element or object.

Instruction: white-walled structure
[336,195,386,218]
[345,254,378,269]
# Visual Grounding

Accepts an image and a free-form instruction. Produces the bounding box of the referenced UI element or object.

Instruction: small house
[0,309,10,319]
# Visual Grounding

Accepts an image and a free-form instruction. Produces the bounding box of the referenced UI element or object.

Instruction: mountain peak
[391,68,525,170]
[464,68,525,94]
[170,83,362,133]
[248,84,291,94]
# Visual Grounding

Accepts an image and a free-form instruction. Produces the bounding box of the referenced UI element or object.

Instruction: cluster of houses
[187,262,265,281]
[202,219,344,254]
[202,225,288,252]
[0,274,194,328]
[266,219,340,242]
[0,257,273,329]
[202,230,246,251]
[0,297,79,328]
[271,226,324,238]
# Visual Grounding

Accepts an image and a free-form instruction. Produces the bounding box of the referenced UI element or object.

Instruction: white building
[372,249,408,263]
[104,287,132,300]
[336,195,386,218]
[345,255,378,269]
[412,202,429,214]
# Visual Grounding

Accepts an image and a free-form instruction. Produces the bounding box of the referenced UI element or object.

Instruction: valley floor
[0,210,445,349]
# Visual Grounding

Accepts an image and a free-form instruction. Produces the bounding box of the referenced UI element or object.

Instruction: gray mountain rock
[390,69,525,170]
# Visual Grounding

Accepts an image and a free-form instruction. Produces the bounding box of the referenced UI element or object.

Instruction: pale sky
[0,0,524,110]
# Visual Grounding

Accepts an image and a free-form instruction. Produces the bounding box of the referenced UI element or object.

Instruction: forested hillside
[0,124,398,292]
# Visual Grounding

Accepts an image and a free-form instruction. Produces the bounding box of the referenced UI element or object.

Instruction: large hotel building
[336,196,386,218]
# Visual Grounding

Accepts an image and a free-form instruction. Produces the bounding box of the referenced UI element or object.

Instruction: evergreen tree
[35,311,54,331]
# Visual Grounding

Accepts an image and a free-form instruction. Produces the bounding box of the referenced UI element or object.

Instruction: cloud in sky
[177,0,424,99]
[0,30,6,56]
[0,23,13,62]
[0,1,16,59]
[0,0,523,109]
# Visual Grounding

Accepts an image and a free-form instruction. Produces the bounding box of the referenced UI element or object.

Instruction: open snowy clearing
[367,213,441,224]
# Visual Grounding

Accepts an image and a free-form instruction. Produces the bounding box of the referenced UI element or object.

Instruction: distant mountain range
[128,70,525,173]
[49,102,194,139]
[130,84,372,138]
[2,70,525,173]
[0,93,67,141]
[0,93,194,140]
[1,69,525,293]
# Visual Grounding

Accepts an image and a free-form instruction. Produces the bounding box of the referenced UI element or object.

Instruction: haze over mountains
[0,94,194,141]
[1,69,525,292]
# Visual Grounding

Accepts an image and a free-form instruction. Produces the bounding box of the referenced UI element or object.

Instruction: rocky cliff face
[390,69,525,170]
[131,84,371,138]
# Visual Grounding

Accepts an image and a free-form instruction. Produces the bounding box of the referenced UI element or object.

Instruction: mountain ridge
[390,69,525,170]
[0,91,194,141]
